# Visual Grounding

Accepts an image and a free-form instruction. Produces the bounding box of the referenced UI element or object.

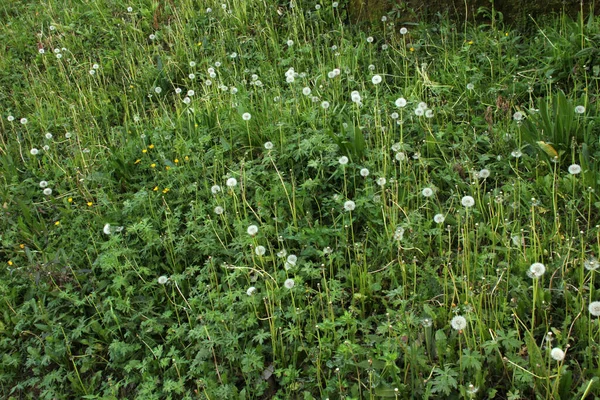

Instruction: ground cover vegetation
[1,0,600,398]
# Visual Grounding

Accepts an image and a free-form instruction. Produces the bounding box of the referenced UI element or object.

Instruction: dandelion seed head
[461,196,475,207]
[371,74,382,84]
[246,286,256,296]
[575,105,586,114]
[434,214,445,224]
[395,97,407,107]
[226,178,237,187]
[338,156,349,165]
[478,168,490,179]
[30,148,39,155]
[589,301,600,316]
[377,177,387,186]
[451,315,467,330]
[158,275,168,285]
[284,278,295,289]
[39,181,48,188]
[255,245,266,256]
[344,200,356,212]
[43,188,52,196]
[400,27,408,35]
[214,206,224,215]
[529,262,546,278]
[211,185,221,194]
[422,187,434,197]
[584,257,599,271]
[247,225,259,236]
[242,112,251,121]
[550,347,565,361]
[264,141,274,150]
[568,164,582,175]
[302,87,311,96]
[360,168,370,177]
[513,111,524,121]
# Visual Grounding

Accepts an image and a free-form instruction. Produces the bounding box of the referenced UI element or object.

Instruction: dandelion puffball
[247,225,258,236]
[451,315,467,331]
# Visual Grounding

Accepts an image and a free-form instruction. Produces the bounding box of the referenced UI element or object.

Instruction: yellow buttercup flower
[87,201,93,206]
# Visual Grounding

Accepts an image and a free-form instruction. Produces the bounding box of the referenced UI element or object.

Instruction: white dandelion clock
[226,178,237,187]
[395,97,407,107]
[377,177,387,186]
[247,225,258,236]
[302,87,311,96]
[158,276,168,285]
[422,187,434,198]
[433,214,445,224]
[575,105,585,114]
[39,181,48,188]
[286,254,298,266]
[247,286,257,296]
[211,185,221,194]
[264,141,274,150]
[344,200,356,212]
[451,315,467,331]
[103,223,112,235]
[529,262,546,278]
[568,164,581,175]
[338,156,349,165]
[461,196,475,207]
[43,188,52,196]
[371,74,382,85]
[214,206,224,215]
[478,169,490,179]
[284,278,295,289]
[360,168,370,177]
[400,27,408,35]
[255,246,266,256]
[584,257,599,271]
[589,301,600,317]
[242,112,251,121]
[550,348,565,361]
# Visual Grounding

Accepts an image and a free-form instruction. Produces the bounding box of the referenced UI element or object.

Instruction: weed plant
[1,0,600,398]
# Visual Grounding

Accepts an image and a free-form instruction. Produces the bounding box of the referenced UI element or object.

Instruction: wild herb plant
[1,0,600,398]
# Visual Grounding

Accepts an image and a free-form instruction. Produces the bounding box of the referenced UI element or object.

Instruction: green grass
[1,0,600,398]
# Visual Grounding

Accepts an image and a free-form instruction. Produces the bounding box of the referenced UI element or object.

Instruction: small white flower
[568,164,581,175]
[371,74,382,85]
[89,69,96,75]
[242,112,251,121]
[39,48,45,54]
[230,87,238,94]
[246,286,257,296]
[206,7,212,12]
[466,83,475,90]
[395,152,406,161]
[327,71,336,79]
[377,177,387,186]
[39,181,48,188]
[43,188,52,196]
[395,97,407,107]
[43,145,49,151]
[20,118,28,124]
[417,101,428,110]
[368,64,375,71]
[7,115,14,122]
[211,185,221,194]
[461,196,475,207]
[422,187,434,197]
[264,141,274,150]
[434,214,445,224]
[344,200,356,212]
[366,36,374,43]
[45,132,53,139]
[149,34,156,40]
[360,168,370,177]
[255,245,266,256]
[529,262,546,278]
[127,6,133,12]
[103,223,112,235]
[414,108,424,116]
[451,315,467,331]
[575,105,586,114]
[226,177,237,187]
[247,225,258,236]
[154,87,162,94]
[30,148,39,155]
[589,301,600,317]
[400,27,408,35]
[321,101,330,109]
[277,249,287,258]
[188,73,196,80]
[175,88,182,94]
[550,347,565,361]
[287,39,294,47]
[338,156,349,165]
[332,1,338,7]
[391,112,399,119]
[425,109,434,118]
[49,25,56,31]
[158,275,168,285]
[187,90,195,97]
[315,4,321,10]
[284,278,295,289]
[92,63,99,70]
[214,206,224,215]
[513,111,524,121]
[302,87,311,96]
[183,97,191,104]
[511,150,522,158]
[65,132,72,139]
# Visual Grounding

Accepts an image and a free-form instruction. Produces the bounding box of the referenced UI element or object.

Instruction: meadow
[1,0,600,398]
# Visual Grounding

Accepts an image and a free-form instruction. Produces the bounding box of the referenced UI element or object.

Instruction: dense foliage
[1,0,600,398]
